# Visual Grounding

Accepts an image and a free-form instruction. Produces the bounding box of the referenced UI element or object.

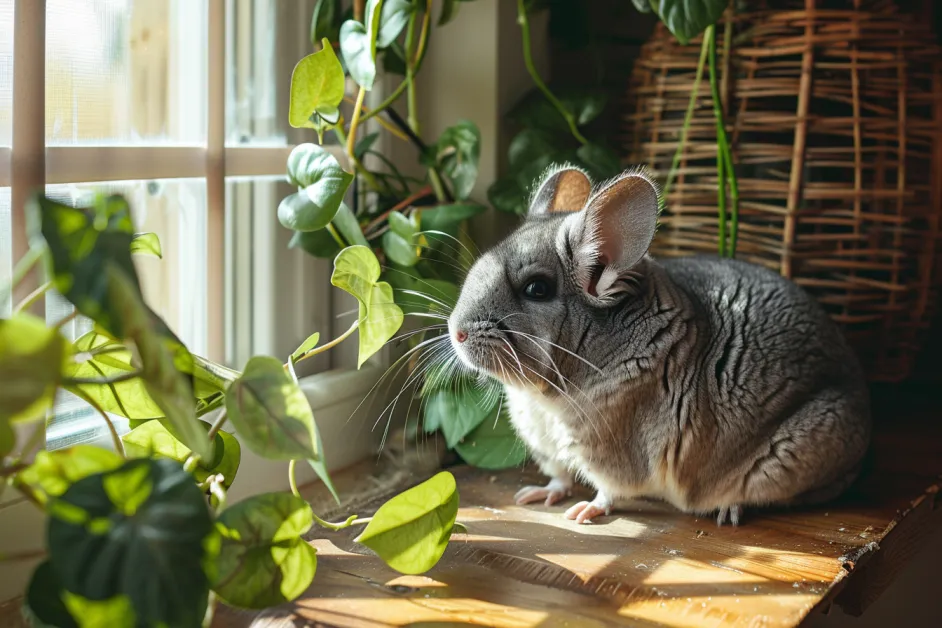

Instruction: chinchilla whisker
[398,289,453,312]
[344,334,449,426]
[505,333,568,392]
[500,338,526,378]
[415,240,473,269]
[384,267,461,306]
[406,312,449,321]
[504,329,605,375]
[374,343,449,436]
[419,228,479,260]
[335,307,360,319]
[390,324,447,345]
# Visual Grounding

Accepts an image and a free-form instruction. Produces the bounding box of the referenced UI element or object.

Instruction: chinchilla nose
[454,329,468,343]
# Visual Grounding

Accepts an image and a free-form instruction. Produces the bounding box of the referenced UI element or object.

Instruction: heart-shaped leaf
[129,232,162,258]
[311,0,342,46]
[576,142,622,180]
[211,492,317,609]
[17,445,123,505]
[330,246,404,367]
[339,0,383,90]
[431,120,481,201]
[0,313,69,423]
[377,0,412,48]
[453,407,527,469]
[280,144,354,232]
[355,471,459,574]
[382,231,418,267]
[289,40,346,129]
[122,420,241,489]
[224,356,338,501]
[652,0,727,45]
[24,561,135,628]
[508,86,607,132]
[289,227,343,259]
[423,385,500,447]
[47,458,214,628]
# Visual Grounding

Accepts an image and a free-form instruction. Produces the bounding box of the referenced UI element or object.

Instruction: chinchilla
[446,165,870,525]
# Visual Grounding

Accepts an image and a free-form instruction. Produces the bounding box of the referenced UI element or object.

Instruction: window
[1,0,350,451]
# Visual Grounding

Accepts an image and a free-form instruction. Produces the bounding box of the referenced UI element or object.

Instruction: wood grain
[214,391,942,628]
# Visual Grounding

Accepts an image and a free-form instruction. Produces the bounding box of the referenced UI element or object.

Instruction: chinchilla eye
[522,278,554,301]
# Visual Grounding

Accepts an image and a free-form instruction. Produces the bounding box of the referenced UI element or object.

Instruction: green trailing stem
[706,24,739,258]
[663,33,710,199]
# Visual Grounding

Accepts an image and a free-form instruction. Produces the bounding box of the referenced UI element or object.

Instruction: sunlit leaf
[291,332,321,361]
[211,492,317,609]
[382,230,418,267]
[453,407,527,469]
[47,459,213,627]
[339,0,383,90]
[224,356,338,501]
[355,471,459,574]
[330,245,382,304]
[62,591,135,628]
[122,420,241,489]
[289,41,346,129]
[280,144,354,232]
[0,314,69,423]
[129,232,162,259]
[17,445,123,505]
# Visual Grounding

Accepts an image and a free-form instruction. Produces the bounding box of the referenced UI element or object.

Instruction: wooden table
[216,389,942,628]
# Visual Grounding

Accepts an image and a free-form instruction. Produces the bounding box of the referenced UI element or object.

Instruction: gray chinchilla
[447,165,870,526]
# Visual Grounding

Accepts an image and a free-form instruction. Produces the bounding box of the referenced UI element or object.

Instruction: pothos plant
[0,193,461,628]
[491,0,741,258]
[279,0,525,470]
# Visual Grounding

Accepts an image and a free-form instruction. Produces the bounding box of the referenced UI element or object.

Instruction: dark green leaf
[311,0,342,46]
[289,42,346,129]
[354,131,380,160]
[289,227,343,259]
[225,356,338,501]
[508,86,607,132]
[47,458,213,628]
[18,445,123,505]
[651,0,726,45]
[439,0,460,25]
[0,420,13,458]
[0,314,69,423]
[453,407,527,469]
[281,144,354,232]
[211,493,316,609]
[576,142,622,180]
[423,384,500,447]
[339,0,383,90]
[632,0,653,13]
[24,561,79,628]
[331,202,370,247]
[377,0,412,48]
[331,246,404,367]
[420,203,486,235]
[431,120,480,201]
[487,177,528,215]
[122,420,241,489]
[381,41,407,75]
[355,471,458,574]
[129,232,162,258]
[508,128,565,171]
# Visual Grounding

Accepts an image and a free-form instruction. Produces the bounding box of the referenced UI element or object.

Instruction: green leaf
[62,591,135,628]
[311,0,342,46]
[332,202,371,247]
[225,356,338,502]
[382,231,419,267]
[330,246,404,367]
[381,41,407,75]
[292,332,321,361]
[30,194,141,338]
[0,313,69,423]
[211,492,317,609]
[508,128,567,171]
[652,0,726,45]
[632,0,654,13]
[354,131,380,160]
[487,177,528,215]
[420,203,486,235]
[453,407,527,469]
[65,329,164,421]
[0,420,13,458]
[387,210,418,239]
[431,120,481,201]
[129,232,162,258]
[18,445,124,505]
[289,42,346,129]
[281,144,355,232]
[24,561,79,628]
[122,420,241,489]
[508,86,607,132]
[576,142,622,180]
[377,0,412,48]
[47,458,214,628]
[289,227,343,259]
[423,385,500,448]
[339,0,383,91]
[355,471,459,574]
[439,0,460,25]
[107,266,212,461]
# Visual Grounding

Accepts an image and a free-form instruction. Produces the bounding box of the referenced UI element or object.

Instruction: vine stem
[516,0,588,146]
[706,25,728,258]
[54,310,79,329]
[13,280,51,314]
[70,388,125,458]
[289,459,301,497]
[311,512,372,531]
[663,33,710,199]
[342,96,408,140]
[345,87,368,164]
[404,8,419,134]
[292,319,359,366]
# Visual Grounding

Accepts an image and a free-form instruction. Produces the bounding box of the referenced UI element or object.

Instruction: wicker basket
[621,0,942,382]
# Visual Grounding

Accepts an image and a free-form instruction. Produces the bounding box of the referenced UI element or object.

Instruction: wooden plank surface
[215,390,942,628]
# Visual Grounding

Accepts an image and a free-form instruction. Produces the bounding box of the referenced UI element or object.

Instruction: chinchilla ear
[562,167,660,300]
[528,166,592,216]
